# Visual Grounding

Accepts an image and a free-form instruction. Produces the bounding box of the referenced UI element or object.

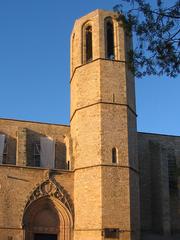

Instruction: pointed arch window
[105,18,115,60]
[168,151,178,193]
[85,25,93,63]
[112,147,117,164]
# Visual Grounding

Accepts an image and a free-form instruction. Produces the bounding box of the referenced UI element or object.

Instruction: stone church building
[0,9,179,240]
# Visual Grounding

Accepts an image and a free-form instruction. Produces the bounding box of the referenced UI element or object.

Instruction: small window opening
[33,142,40,167]
[113,93,115,103]
[105,19,115,60]
[104,228,119,238]
[85,25,93,62]
[112,148,117,164]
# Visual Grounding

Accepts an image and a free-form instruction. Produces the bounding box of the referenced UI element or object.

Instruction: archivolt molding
[24,178,74,217]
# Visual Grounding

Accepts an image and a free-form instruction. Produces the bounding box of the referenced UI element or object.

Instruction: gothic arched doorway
[23,197,59,240]
[22,179,73,240]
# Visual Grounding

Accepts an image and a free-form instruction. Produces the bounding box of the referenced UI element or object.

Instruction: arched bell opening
[105,17,115,60]
[82,21,93,64]
[23,196,73,240]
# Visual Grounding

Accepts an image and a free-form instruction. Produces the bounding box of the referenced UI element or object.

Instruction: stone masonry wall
[138,132,180,235]
[0,118,70,169]
[0,165,74,240]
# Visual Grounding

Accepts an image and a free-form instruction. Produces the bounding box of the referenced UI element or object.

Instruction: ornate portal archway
[22,178,73,240]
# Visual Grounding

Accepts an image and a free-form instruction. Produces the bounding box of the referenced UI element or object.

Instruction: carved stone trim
[25,178,73,216]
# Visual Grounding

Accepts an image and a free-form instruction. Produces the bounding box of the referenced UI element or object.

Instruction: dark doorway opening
[34,233,57,240]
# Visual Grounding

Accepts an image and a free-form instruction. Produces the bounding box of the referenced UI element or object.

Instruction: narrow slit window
[112,148,117,164]
[0,134,7,164]
[3,138,8,164]
[105,19,115,60]
[85,25,93,62]
[67,161,70,170]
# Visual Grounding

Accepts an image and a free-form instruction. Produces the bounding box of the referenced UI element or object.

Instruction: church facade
[0,9,179,240]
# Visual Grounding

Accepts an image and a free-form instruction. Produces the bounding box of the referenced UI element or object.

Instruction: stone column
[149,141,171,234]
[16,127,27,166]
[160,146,171,236]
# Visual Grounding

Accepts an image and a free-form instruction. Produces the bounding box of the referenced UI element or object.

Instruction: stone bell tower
[70,9,140,240]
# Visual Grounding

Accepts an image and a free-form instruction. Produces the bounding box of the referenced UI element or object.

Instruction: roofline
[74,8,118,23]
[138,131,180,138]
[1,119,178,137]
[0,117,70,127]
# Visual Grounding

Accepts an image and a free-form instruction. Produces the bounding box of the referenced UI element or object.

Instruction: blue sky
[0,0,179,135]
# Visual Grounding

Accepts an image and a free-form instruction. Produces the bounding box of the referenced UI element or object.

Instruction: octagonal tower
[70,9,140,240]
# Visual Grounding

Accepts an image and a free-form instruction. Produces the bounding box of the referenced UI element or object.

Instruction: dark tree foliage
[113,0,180,77]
